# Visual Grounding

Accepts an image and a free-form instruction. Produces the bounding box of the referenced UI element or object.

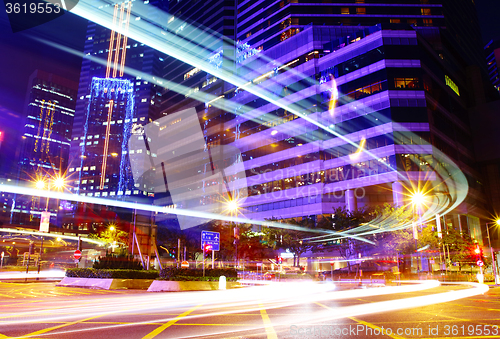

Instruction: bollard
[219,275,226,290]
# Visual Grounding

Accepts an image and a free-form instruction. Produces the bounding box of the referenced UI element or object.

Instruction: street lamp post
[411,191,426,276]
[485,220,500,285]
[35,175,66,274]
[226,199,240,269]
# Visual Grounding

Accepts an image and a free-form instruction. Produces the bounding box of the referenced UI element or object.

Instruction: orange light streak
[328,77,338,115]
[34,100,45,152]
[119,1,132,77]
[105,4,119,78]
[100,100,114,189]
[41,101,52,152]
[45,102,55,155]
[349,138,366,160]
[112,3,125,78]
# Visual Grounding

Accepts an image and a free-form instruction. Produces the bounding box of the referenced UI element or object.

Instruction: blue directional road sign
[201,231,220,251]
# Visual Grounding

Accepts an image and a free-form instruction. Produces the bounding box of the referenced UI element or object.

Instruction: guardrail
[336,278,386,286]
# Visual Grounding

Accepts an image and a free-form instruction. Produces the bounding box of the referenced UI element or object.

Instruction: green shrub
[158,275,239,282]
[93,256,143,270]
[159,267,237,279]
[66,268,159,279]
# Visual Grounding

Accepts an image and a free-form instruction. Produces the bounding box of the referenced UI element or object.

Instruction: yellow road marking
[314,302,406,339]
[259,303,278,339]
[142,304,203,339]
[14,312,117,338]
[350,316,406,339]
[416,310,468,321]
[172,323,248,326]
[83,321,161,325]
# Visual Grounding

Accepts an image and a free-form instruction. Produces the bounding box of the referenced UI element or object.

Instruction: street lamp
[485,219,500,285]
[34,175,66,275]
[226,199,240,268]
[411,191,427,274]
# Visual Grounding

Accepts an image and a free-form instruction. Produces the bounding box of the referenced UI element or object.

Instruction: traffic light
[277,256,283,265]
[473,244,484,266]
[203,244,212,258]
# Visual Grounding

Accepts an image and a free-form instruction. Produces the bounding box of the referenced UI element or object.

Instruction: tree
[378,228,414,255]
[317,207,373,273]
[89,227,129,256]
[156,226,200,262]
[237,228,269,261]
[262,218,319,267]
[319,205,413,273]
[442,228,484,271]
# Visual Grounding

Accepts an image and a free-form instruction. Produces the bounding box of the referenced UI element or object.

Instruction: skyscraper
[11,69,78,225]
[154,0,493,240]
[485,40,500,93]
[68,0,167,199]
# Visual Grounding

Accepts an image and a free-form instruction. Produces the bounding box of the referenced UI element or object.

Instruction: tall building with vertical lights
[68,0,167,200]
[11,70,77,225]
[154,0,495,242]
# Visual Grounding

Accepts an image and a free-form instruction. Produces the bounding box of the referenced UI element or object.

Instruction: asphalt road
[0,281,498,339]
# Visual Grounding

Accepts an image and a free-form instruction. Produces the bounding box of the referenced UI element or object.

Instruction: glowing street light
[227,200,239,215]
[411,191,427,207]
[410,190,427,275]
[35,180,46,190]
[225,199,240,268]
[485,218,500,285]
[53,176,65,190]
[109,225,116,232]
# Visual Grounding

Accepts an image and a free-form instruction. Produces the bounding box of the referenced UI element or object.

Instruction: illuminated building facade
[59,0,168,237]
[68,0,167,199]
[11,70,78,225]
[485,40,500,93]
[156,0,495,239]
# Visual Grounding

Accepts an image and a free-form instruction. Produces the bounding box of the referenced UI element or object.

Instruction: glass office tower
[68,0,168,199]
[156,0,493,238]
[11,70,78,225]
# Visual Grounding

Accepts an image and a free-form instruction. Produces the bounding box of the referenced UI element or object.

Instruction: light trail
[27,35,469,242]
[100,99,114,189]
[27,0,469,240]
[65,0,407,174]
[0,269,66,280]
[0,227,105,245]
[105,4,118,78]
[0,281,488,338]
[0,182,366,242]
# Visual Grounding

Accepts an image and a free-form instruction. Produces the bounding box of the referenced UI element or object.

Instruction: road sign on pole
[39,211,50,233]
[477,260,484,267]
[201,231,220,251]
[74,250,82,260]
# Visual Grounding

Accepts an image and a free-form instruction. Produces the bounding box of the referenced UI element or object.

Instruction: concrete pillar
[345,189,356,211]
[392,181,404,207]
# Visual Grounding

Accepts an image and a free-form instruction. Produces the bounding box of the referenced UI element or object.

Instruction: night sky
[0,0,499,174]
[0,6,87,174]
